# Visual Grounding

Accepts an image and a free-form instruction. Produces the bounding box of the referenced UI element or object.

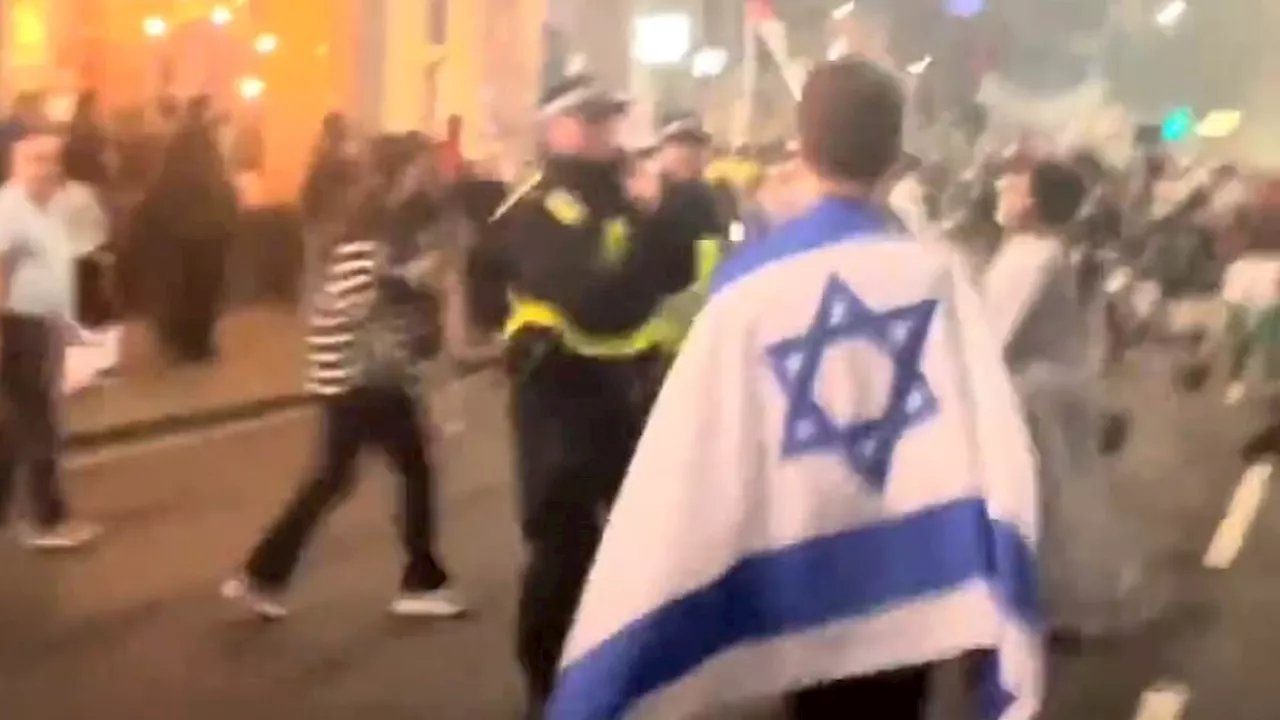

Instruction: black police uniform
[653,115,729,274]
[487,77,694,714]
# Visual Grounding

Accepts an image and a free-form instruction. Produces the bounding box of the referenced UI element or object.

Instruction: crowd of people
[4,52,1280,720]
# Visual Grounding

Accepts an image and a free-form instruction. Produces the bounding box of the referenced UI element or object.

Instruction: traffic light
[1161,106,1196,142]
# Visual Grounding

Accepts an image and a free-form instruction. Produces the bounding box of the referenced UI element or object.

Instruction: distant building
[0,0,547,194]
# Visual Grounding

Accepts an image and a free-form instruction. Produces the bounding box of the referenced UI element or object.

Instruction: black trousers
[76,253,118,328]
[244,385,447,591]
[157,236,225,362]
[0,314,67,528]
[786,665,932,720]
[511,346,649,707]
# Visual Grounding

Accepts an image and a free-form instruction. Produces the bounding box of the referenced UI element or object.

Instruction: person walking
[222,136,463,619]
[0,128,103,549]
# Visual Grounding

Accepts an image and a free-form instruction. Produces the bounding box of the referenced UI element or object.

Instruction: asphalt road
[0,353,1271,720]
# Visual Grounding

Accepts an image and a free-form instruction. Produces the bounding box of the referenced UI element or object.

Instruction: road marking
[1133,683,1190,720]
[65,376,492,471]
[1203,461,1272,569]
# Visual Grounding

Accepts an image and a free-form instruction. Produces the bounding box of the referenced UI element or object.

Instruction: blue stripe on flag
[548,497,1039,720]
[709,197,902,301]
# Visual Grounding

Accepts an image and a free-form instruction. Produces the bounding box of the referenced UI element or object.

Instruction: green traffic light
[1161,107,1196,141]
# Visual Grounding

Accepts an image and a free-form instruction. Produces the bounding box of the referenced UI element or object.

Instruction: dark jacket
[495,156,680,337]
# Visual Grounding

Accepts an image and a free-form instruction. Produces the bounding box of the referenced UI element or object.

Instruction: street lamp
[827,37,849,60]
[253,33,278,54]
[1197,109,1241,139]
[238,75,265,100]
[142,15,167,38]
[906,56,933,75]
[565,53,588,76]
[211,5,233,26]
[1155,0,1186,28]
[632,13,691,67]
[691,47,728,78]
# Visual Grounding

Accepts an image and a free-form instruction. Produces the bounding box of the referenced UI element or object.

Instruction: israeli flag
[549,197,1044,719]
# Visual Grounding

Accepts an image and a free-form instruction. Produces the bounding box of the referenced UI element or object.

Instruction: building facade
[0,0,548,193]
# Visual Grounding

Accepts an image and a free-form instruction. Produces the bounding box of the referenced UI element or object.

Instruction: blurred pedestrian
[222,136,464,619]
[299,113,355,302]
[62,90,112,188]
[0,127,102,550]
[986,159,1167,638]
[0,92,46,182]
[134,97,238,362]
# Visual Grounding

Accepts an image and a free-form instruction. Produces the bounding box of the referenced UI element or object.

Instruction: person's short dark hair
[1030,160,1087,228]
[1068,150,1104,183]
[797,58,903,185]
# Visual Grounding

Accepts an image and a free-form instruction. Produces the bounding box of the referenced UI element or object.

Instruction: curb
[66,393,314,452]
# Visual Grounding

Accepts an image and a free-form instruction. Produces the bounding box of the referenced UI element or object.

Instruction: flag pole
[735,0,758,148]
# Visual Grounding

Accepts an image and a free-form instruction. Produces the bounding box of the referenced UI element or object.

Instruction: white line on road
[1203,461,1272,570]
[1129,461,1272,715]
[1133,683,1190,720]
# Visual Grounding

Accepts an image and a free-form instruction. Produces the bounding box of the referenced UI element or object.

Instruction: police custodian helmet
[539,74,630,123]
[657,112,712,147]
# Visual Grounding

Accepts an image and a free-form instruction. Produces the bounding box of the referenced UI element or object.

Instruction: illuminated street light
[238,75,265,100]
[565,53,588,75]
[827,37,849,60]
[1155,0,1186,28]
[211,5,233,26]
[1197,109,1242,138]
[906,55,933,75]
[691,46,728,78]
[253,33,278,54]
[632,13,691,66]
[832,2,856,20]
[142,16,167,38]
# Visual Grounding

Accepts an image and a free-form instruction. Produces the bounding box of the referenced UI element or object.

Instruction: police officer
[645,113,727,350]
[489,75,692,718]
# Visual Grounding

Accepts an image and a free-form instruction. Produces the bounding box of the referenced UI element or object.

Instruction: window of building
[428,0,448,46]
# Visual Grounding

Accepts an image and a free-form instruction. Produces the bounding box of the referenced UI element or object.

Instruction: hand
[627,168,662,211]
[61,319,90,345]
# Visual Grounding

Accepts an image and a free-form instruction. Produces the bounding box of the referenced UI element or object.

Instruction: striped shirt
[305,240,380,395]
[305,238,439,397]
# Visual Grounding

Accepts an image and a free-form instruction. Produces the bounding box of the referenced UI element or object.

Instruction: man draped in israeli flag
[546,59,1043,720]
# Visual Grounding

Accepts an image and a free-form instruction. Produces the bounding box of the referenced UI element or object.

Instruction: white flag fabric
[1222,252,1280,317]
[62,325,122,396]
[549,197,1044,720]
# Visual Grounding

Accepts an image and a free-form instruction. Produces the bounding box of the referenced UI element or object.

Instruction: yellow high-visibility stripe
[694,235,722,288]
[600,217,631,268]
[504,296,669,358]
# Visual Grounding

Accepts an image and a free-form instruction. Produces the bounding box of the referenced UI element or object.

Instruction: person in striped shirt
[223,138,463,619]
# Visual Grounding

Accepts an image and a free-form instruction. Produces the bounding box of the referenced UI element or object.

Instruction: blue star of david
[766,274,940,491]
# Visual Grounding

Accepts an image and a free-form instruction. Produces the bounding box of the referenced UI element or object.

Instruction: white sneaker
[389,588,468,618]
[1225,381,1247,406]
[220,576,289,620]
[20,520,102,551]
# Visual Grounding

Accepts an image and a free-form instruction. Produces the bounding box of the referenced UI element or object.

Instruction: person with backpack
[221,135,464,620]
